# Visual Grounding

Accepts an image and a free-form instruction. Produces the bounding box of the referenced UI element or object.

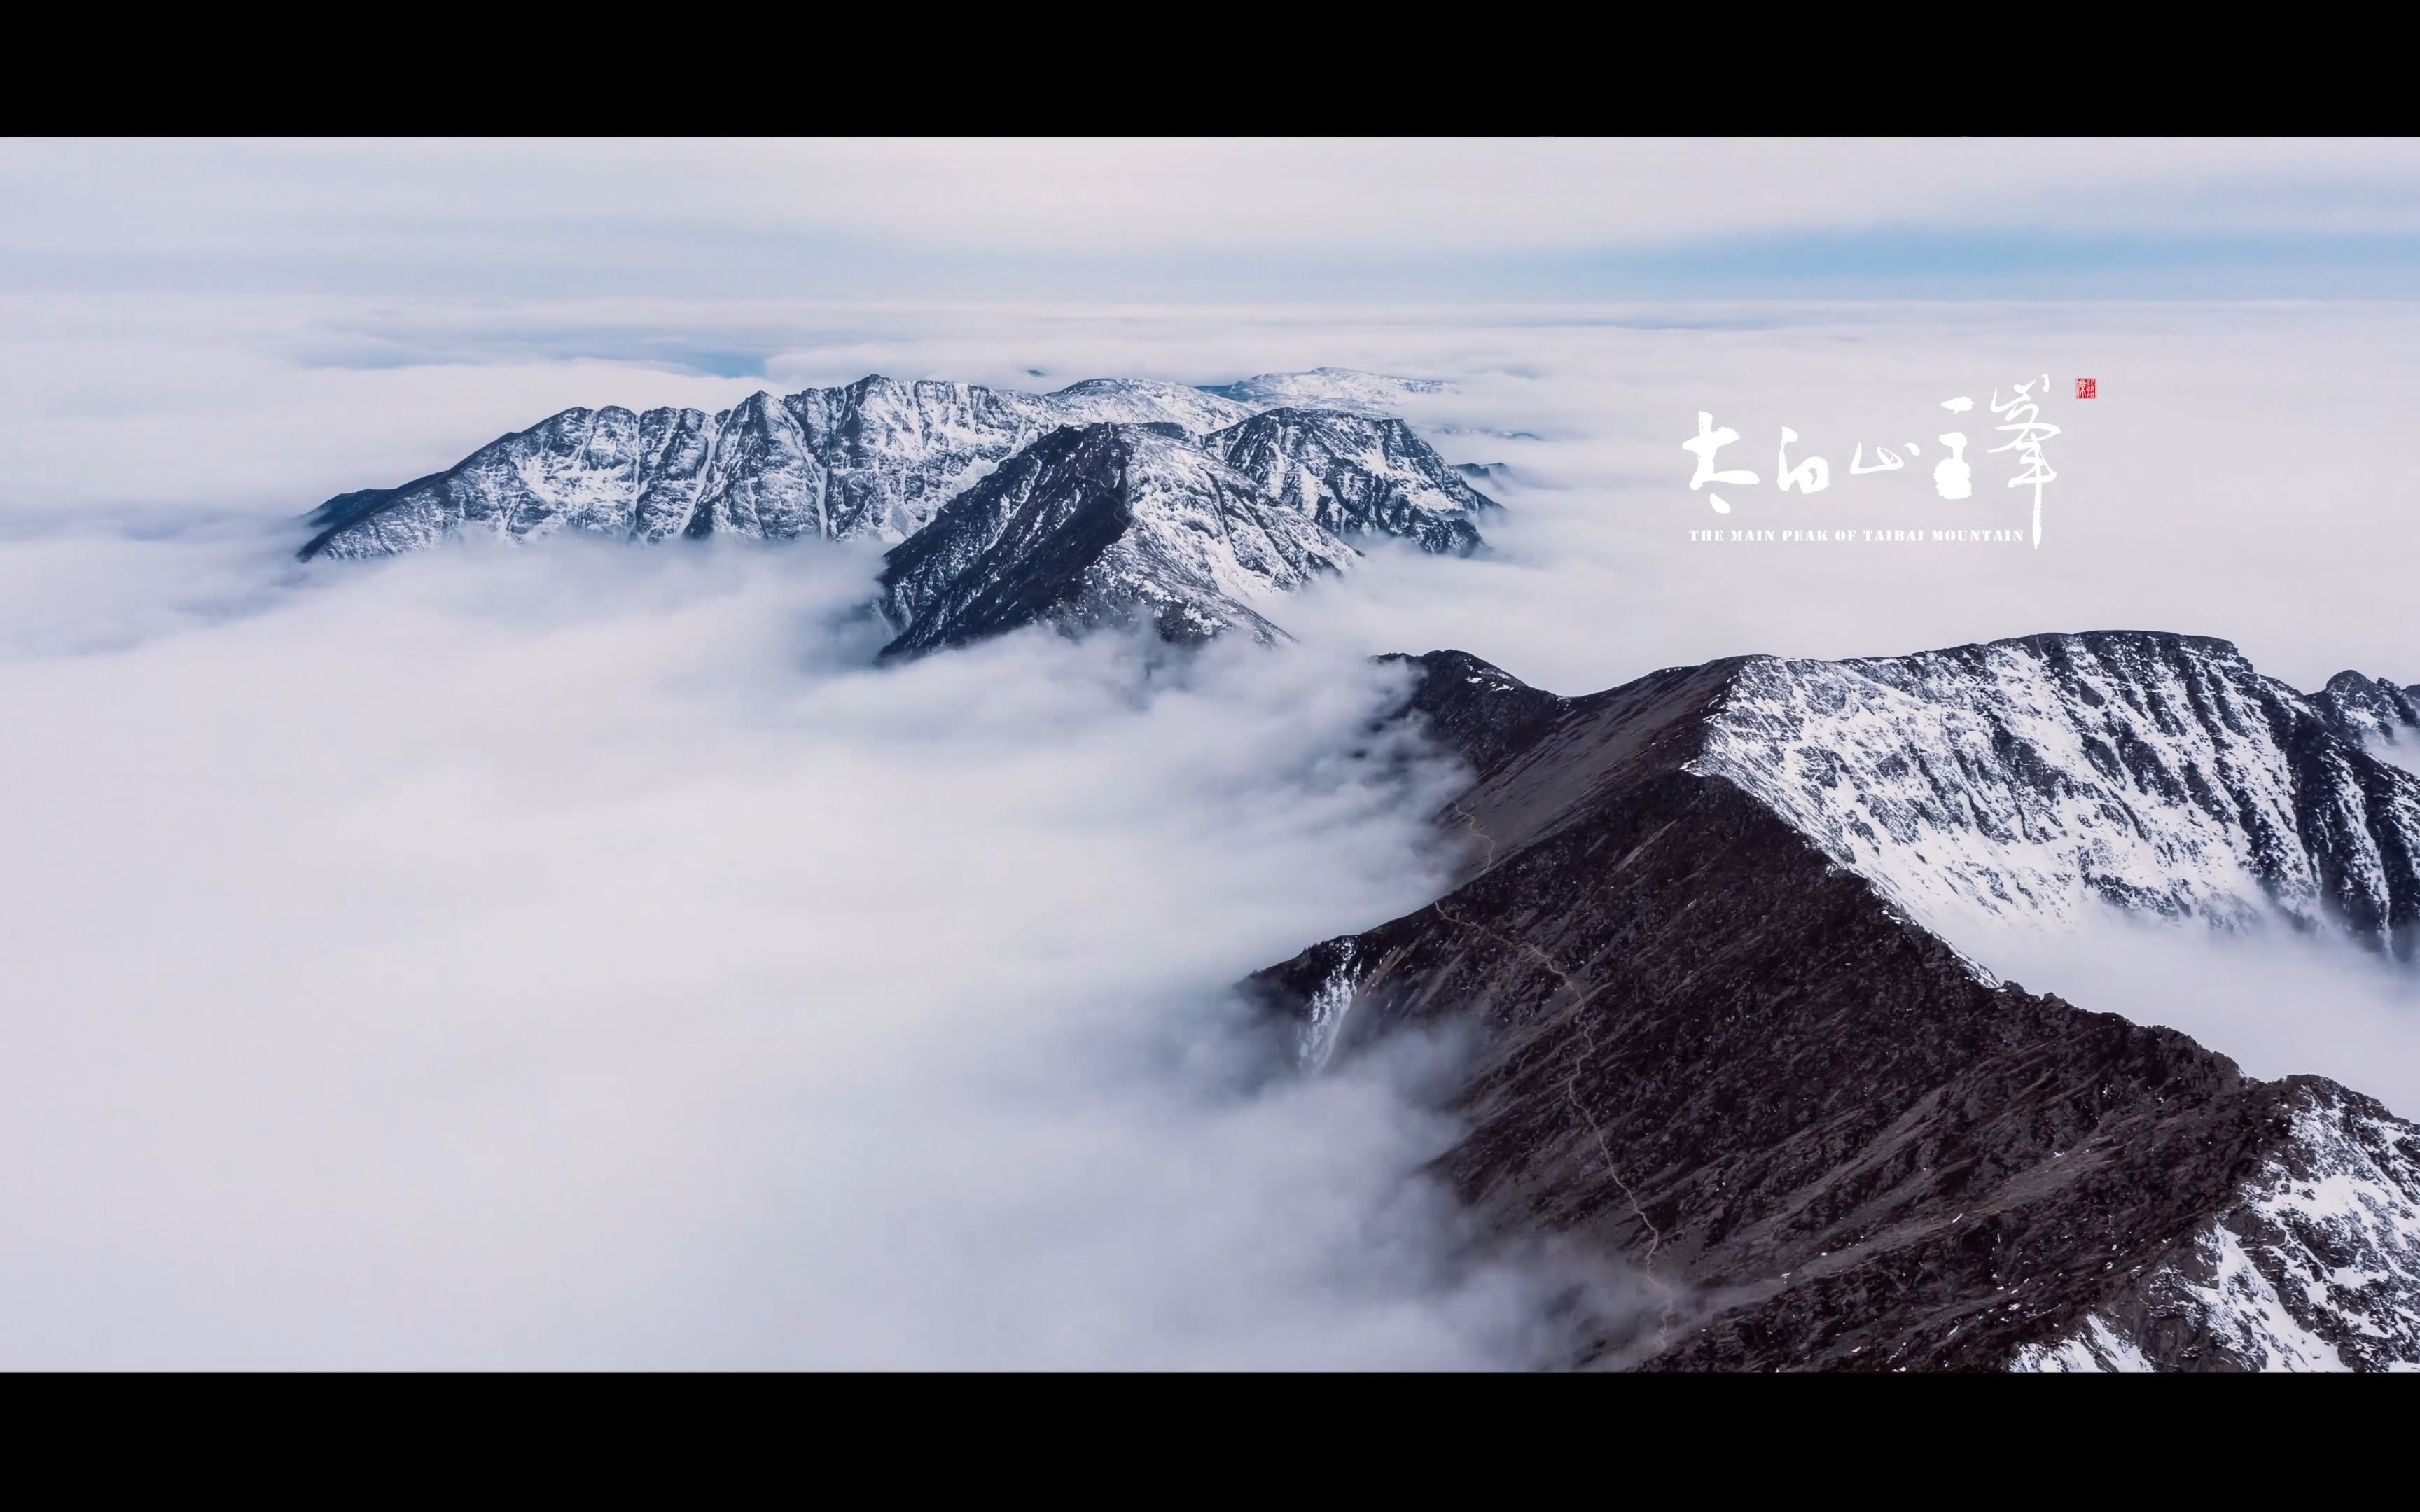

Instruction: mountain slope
[1206,408,1496,555]
[1687,633,2420,962]
[1244,642,2420,1371]
[875,424,1358,658]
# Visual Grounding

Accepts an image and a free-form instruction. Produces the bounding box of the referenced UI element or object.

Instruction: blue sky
[11,138,2420,302]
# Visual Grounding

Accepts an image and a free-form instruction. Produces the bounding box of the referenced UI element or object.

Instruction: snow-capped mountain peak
[1684,630,2420,960]
[1206,408,1497,555]
[875,423,1359,658]
[2311,669,2420,749]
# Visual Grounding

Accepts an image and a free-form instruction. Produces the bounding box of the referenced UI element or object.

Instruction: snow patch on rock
[2014,1082,2420,1371]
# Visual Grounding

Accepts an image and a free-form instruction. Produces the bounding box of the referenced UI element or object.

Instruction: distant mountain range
[1249,633,2420,1371]
[297,369,1496,658]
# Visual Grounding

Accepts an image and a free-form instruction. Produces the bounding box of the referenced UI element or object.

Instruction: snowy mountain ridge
[297,370,1477,562]
[2012,1077,2420,1372]
[1207,408,1495,556]
[1685,631,2420,964]
[1662,634,2420,1368]
[1249,637,2420,1372]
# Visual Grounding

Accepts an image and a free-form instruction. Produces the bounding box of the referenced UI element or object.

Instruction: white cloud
[2369,736,2420,776]
[0,536,1648,1367]
[1953,909,2420,1116]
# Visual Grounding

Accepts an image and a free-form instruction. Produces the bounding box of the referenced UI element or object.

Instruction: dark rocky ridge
[875,424,1357,659]
[1246,643,2420,1371]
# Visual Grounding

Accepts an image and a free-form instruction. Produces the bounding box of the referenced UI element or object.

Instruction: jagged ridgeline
[1247,633,2420,1372]
[295,370,1500,658]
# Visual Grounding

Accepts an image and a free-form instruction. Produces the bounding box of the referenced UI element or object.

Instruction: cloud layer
[1957,908,2420,1116]
[4,294,2416,1366]
[0,536,1641,1366]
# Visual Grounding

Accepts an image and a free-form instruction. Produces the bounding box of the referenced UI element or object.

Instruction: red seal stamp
[2075,378,2097,399]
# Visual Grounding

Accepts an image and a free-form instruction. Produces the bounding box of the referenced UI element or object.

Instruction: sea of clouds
[3,296,2415,1366]
[0,531,1626,1367]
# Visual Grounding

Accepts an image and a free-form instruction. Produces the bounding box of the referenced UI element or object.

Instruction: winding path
[1427,807,1678,1345]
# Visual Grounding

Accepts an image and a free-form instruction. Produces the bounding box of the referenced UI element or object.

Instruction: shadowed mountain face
[1246,640,2420,1371]
[873,424,1356,658]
